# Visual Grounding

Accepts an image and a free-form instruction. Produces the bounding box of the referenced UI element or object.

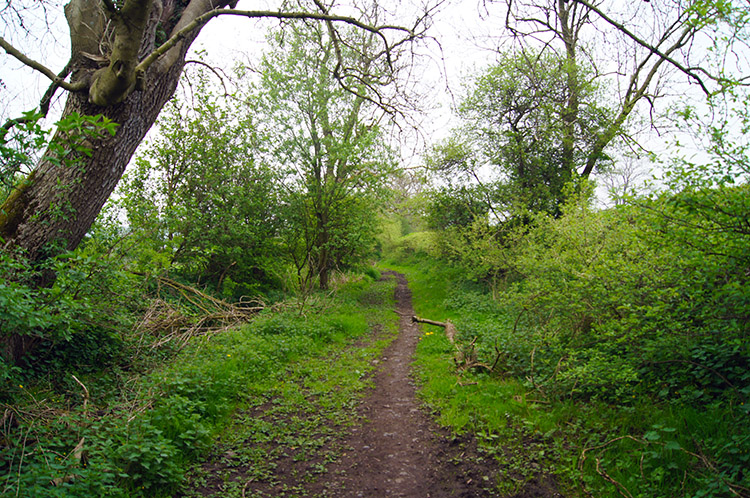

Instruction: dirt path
[316,270,499,497]
[180,272,506,497]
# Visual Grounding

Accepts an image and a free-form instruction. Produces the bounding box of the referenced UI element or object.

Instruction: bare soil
[179,272,562,497]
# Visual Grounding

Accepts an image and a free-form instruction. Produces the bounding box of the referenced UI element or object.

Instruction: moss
[0,170,35,241]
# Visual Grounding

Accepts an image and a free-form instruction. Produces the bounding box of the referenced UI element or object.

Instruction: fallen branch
[411,316,504,373]
[70,375,90,413]
[130,273,268,350]
[411,315,457,343]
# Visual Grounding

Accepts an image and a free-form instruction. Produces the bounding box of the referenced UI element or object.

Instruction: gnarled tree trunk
[1,0,232,262]
[0,0,234,362]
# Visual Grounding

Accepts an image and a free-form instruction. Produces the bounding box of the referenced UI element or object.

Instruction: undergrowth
[1,272,393,498]
[179,284,397,497]
[381,251,749,498]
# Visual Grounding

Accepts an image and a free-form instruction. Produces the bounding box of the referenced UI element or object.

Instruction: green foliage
[363,266,380,281]
[428,48,613,224]
[426,185,490,231]
[0,247,143,392]
[2,274,396,497]
[255,22,397,290]
[0,111,47,197]
[115,68,279,299]
[45,113,118,167]
[383,125,750,495]
[387,251,749,498]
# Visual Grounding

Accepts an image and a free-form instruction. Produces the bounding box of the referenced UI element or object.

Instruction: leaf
[644,431,661,441]
[664,440,682,450]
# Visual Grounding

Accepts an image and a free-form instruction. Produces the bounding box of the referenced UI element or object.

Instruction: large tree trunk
[0,0,241,263]
[1,85,180,262]
[0,0,231,362]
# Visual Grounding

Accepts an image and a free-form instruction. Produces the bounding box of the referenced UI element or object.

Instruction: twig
[242,476,256,498]
[595,456,634,498]
[70,375,90,413]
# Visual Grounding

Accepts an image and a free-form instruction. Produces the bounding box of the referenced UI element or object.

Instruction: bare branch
[184,59,230,97]
[138,8,414,75]
[0,36,87,93]
[0,59,72,137]
[571,0,712,94]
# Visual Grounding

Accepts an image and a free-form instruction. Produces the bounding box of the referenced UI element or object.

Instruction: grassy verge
[380,255,748,498]
[179,275,398,498]
[1,273,396,498]
[380,258,567,496]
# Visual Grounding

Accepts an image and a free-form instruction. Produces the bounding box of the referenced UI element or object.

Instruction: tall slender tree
[256,16,397,289]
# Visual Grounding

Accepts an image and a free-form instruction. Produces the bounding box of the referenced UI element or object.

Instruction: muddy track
[179,272,536,497]
[315,271,499,497]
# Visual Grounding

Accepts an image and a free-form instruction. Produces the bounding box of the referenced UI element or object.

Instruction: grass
[181,319,397,497]
[380,257,566,493]
[379,253,749,498]
[1,273,397,498]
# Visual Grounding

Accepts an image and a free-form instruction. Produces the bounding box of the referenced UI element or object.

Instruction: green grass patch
[381,256,749,498]
[1,275,397,498]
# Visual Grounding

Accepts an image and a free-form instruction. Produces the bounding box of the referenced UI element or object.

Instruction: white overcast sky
[0,0,497,128]
[0,0,739,196]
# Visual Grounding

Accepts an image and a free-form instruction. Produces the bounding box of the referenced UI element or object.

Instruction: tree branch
[138,8,414,75]
[0,36,87,93]
[570,0,712,94]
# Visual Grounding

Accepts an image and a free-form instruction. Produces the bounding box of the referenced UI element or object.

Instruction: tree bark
[0,0,228,263]
[0,0,230,363]
[411,316,456,343]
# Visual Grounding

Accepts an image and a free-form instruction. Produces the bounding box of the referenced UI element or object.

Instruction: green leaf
[664,440,682,451]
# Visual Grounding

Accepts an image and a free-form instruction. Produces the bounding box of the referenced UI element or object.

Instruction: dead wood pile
[135,274,267,349]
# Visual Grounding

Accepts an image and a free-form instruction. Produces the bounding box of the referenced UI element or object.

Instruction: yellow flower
[227,354,231,357]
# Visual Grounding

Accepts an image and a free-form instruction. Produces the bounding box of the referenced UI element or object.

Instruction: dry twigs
[578,435,749,498]
[133,274,268,350]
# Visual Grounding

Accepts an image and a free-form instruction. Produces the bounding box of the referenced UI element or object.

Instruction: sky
[0,0,508,182]
[1,0,744,202]
[0,0,506,133]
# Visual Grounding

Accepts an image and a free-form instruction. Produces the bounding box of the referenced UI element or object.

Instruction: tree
[431,0,749,217]
[117,68,279,297]
[504,0,749,171]
[256,19,397,289]
[0,0,423,265]
[453,49,610,215]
